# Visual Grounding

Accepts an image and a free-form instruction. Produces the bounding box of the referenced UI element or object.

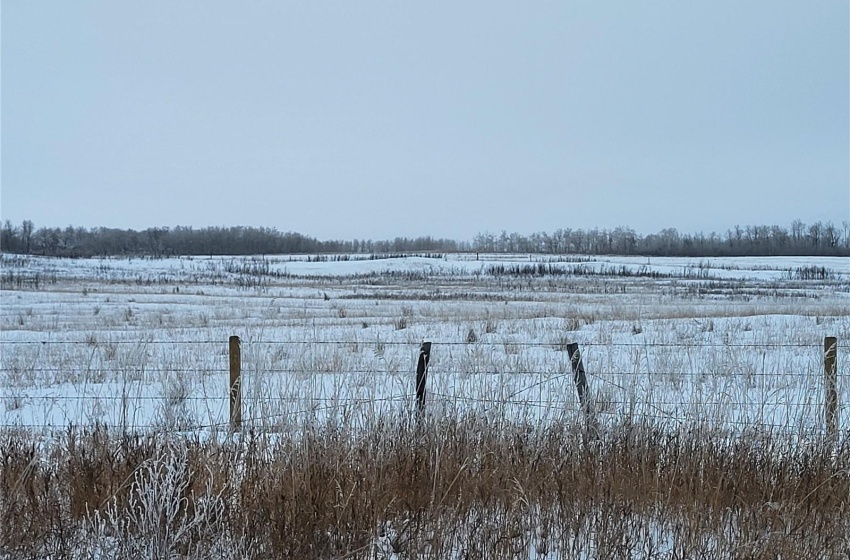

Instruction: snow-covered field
[1,252,848,436]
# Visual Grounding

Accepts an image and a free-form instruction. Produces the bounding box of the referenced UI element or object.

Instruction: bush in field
[793,265,834,280]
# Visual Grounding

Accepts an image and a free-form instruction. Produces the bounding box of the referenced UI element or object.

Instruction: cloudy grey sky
[2,2,848,240]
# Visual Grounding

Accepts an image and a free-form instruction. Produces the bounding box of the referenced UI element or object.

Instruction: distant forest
[1,219,848,258]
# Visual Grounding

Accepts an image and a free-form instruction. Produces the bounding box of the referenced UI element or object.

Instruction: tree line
[471,221,850,257]
[1,219,848,258]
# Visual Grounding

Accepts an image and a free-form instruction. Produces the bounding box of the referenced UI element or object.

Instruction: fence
[0,337,844,438]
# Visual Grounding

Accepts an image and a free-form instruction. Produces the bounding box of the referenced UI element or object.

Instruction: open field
[1,252,849,558]
[1,253,848,433]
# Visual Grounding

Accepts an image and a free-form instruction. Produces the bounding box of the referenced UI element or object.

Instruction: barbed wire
[0,414,829,434]
[2,392,838,433]
[0,339,842,348]
[1,392,830,407]
[0,395,414,431]
[0,367,835,378]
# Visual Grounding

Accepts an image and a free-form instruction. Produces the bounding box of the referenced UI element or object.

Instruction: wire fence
[3,339,842,347]
[0,337,845,436]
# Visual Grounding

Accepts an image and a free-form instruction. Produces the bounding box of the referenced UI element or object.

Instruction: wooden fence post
[825,336,838,441]
[566,342,590,416]
[229,335,242,432]
[416,341,432,413]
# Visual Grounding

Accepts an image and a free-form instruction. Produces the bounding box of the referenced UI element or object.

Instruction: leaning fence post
[566,342,590,415]
[825,336,838,441]
[229,335,242,432]
[416,341,432,413]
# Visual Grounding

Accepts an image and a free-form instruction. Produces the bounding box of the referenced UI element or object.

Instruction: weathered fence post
[229,335,242,432]
[416,341,432,413]
[825,336,838,441]
[566,342,590,416]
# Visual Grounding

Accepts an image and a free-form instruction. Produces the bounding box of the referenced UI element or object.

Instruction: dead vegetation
[1,414,848,559]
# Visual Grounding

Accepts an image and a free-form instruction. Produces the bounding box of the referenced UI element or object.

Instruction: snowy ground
[1,252,848,436]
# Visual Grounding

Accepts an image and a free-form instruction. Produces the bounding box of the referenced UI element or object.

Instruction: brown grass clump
[1,415,848,559]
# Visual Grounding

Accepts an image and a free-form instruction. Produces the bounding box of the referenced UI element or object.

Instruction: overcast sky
[2,2,848,240]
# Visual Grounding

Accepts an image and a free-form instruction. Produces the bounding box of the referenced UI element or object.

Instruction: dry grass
[1,414,848,559]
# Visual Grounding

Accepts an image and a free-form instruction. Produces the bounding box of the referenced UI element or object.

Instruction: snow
[1,252,848,437]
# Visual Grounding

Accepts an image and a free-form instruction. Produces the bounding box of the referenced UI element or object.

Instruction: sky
[2,2,848,241]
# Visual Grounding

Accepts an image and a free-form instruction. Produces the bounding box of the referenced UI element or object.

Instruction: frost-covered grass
[0,253,848,558]
[1,253,847,435]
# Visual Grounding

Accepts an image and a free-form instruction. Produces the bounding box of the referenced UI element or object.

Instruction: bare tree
[21,220,34,254]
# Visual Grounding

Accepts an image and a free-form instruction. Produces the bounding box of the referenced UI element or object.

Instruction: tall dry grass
[1,413,848,559]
